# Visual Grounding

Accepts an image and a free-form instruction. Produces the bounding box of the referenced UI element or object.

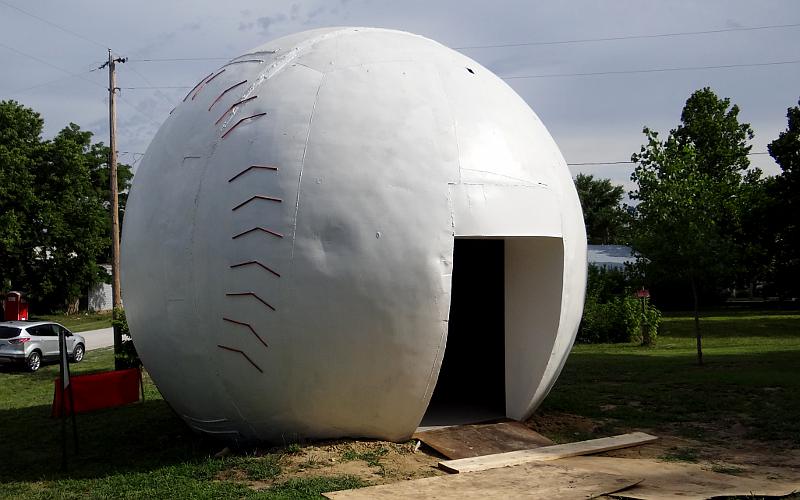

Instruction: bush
[112,307,141,368]
[577,265,661,344]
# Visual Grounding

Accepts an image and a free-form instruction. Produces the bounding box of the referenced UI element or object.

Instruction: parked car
[0,321,85,372]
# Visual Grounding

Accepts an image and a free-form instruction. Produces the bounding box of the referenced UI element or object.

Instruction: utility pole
[101,49,127,369]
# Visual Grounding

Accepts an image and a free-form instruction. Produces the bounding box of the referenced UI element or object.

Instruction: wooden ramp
[439,431,658,473]
[323,462,642,499]
[412,420,553,459]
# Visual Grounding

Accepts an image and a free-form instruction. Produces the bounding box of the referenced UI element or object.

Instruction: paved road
[79,327,114,351]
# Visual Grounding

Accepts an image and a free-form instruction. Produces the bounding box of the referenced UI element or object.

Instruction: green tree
[25,124,110,311]
[630,88,755,365]
[768,99,800,296]
[56,123,133,263]
[0,101,43,294]
[574,173,629,244]
[0,100,131,312]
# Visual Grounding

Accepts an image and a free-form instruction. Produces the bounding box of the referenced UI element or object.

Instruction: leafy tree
[0,100,131,312]
[630,88,754,365]
[0,101,43,294]
[56,123,133,263]
[767,99,800,296]
[574,173,629,244]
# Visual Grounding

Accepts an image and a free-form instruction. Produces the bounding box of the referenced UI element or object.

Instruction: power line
[568,152,771,166]
[503,59,800,80]
[127,57,232,62]
[0,41,105,90]
[119,86,191,89]
[114,58,800,91]
[118,22,800,61]
[0,0,107,49]
[7,70,95,96]
[120,64,184,107]
[454,22,800,50]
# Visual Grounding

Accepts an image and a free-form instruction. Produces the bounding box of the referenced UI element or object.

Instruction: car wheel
[27,351,41,372]
[72,344,85,363]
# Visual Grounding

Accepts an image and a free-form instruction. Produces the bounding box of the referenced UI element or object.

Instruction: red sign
[52,368,142,417]
[635,289,650,298]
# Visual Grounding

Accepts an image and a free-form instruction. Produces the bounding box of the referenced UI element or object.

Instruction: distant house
[587,245,634,271]
[88,264,113,312]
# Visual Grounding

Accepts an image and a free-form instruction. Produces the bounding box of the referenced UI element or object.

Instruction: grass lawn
[0,349,374,499]
[28,311,113,333]
[539,310,800,445]
[1,310,798,498]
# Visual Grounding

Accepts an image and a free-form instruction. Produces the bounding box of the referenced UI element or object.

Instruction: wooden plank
[412,420,554,459]
[550,457,800,500]
[439,431,658,473]
[324,461,642,499]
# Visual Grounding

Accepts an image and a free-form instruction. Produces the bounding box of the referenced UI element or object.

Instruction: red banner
[52,368,142,417]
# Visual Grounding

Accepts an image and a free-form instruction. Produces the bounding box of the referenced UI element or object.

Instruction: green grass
[541,311,800,443]
[2,311,798,497]
[29,311,113,332]
[0,349,366,499]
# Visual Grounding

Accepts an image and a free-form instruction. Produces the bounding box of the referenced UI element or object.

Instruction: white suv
[0,321,85,372]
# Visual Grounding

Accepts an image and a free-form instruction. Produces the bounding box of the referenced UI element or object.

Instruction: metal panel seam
[290,74,326,259]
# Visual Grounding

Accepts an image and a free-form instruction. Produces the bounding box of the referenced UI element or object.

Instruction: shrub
[577,265,661,344]
[112,307,141,368]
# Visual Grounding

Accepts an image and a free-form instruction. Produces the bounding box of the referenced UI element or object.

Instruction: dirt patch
[216,414,800,492]
[221,439,444,491]
[526,410,611,442]
[527,411,800,484]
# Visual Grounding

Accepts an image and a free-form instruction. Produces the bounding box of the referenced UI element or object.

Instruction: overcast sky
[2,0,799,194]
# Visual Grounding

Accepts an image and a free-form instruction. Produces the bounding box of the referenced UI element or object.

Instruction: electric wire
[0,41,106,90]
[0,0,108,49]
[7,70,96,96]
[126,57,232,62]
[453,22,800,50]
[119,86,192,89]
[503,59,800,80]
[567,152,770,166]
[113,59,800,89]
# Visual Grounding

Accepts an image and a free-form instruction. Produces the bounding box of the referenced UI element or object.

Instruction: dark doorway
[422,238,506,426]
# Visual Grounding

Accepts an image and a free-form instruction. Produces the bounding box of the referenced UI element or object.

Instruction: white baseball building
[122,27,587,442]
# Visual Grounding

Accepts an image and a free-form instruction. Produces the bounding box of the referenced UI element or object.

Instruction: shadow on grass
[541,349,800,445]
[0,398,220,483]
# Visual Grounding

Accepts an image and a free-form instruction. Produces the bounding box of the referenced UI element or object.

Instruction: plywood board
[412,420,554,459]
[439,432,658,473]
[552,456,800,500]
[323,462,641,499]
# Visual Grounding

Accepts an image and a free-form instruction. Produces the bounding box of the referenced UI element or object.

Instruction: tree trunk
[66,298,79,315]
[690,275,703,366]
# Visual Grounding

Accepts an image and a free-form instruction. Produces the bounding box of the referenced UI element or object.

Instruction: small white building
[87,264,113,312]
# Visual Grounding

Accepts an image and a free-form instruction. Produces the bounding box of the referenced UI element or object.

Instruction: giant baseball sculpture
[122,27,587,442]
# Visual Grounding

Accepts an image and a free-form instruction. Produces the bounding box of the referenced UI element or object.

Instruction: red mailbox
[4,291,29,321]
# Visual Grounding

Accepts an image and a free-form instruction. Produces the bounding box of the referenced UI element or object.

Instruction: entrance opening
[422,238,506,426]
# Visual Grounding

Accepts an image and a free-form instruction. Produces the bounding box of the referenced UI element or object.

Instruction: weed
[710,464,744,475]
[659,447,700,463]
[264,475,366,498]
[236,455,283,480]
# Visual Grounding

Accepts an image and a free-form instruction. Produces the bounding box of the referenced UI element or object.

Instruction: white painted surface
[121,27,586,443]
